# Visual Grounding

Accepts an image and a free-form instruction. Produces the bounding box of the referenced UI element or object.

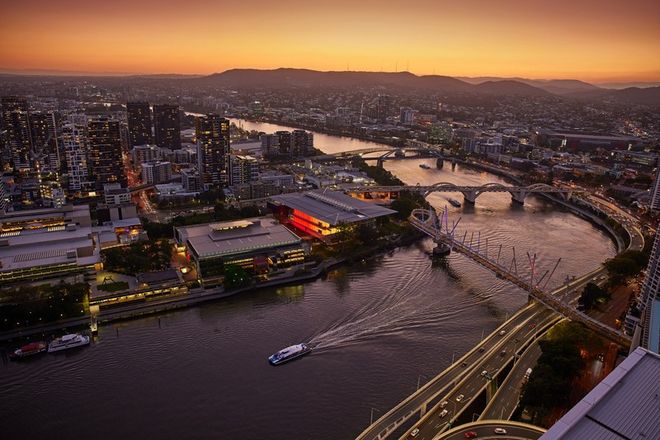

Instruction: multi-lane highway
[403,309,559,440]
[356,303,542,440]
[480,341,543,421]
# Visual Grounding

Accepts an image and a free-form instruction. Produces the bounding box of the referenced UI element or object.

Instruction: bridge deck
[409,210,630,347]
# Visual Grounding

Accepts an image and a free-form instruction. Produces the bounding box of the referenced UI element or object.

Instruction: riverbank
[232,115,401,147]
[0,224,424,343]
[450,157,631,253]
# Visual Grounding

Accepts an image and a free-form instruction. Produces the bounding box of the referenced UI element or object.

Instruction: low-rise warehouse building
[174,217,306,285]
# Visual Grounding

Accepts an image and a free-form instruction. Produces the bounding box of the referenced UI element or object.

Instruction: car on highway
[479,347,485,353]
[440,409,449,418]
[410,428,420,437]
[456,394,464,402]
[464,431,478,439]
[500,349,506,356]
[494,428,507,435]
[499,330,506,335]
[481,370,488,377]
[440,400,448,408]
[461,361,468,367]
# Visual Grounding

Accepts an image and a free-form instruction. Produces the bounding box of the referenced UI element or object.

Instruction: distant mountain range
[1,67,658,106]
[192,68,659,106]
[458,77,601,94]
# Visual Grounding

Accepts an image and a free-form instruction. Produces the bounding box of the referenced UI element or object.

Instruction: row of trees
[603,249,650,283]
[520,322,607,424]
[102,240,172,275]
[0,282,88,331]
[351,158,404,186]
[520,322,602,418]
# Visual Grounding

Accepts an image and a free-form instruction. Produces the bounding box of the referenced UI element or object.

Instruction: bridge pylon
[433,243,451,257]
[511,191,527,205]
[462,190,478,205]
[486,377,498,402]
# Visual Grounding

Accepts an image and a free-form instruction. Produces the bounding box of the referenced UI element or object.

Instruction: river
[0,119,616,440]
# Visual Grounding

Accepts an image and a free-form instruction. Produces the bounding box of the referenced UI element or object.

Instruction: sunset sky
[1,0,659,82]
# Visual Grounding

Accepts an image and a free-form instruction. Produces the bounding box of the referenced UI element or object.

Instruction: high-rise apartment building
[230,155,259,186]
[291,129,314,156]
[1,96,32,170]
[196,114,230,188]
[29,111,59,173]
[181,169,201,192]
[640,231,660,351]
[61,122,91,192]
[276,131,292,155]
[131,144,160,168]
[153,104,181,150]
[261,133,280,157]
[641,232,660,308]
[376,94,391,123]
[650,162,660,212]
[141,161,172,185]
[87,117,126,190]
[126,102,152,147]
[400,107,417,125]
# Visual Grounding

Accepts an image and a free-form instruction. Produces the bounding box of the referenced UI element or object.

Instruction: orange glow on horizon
[1,0,659,83]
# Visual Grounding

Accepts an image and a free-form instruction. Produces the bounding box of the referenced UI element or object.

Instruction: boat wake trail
[307,256,491,352]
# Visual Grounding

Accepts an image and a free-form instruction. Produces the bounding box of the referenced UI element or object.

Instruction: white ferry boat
[268,343,311,365]
[448,198,462,208]
[47,334,90,353]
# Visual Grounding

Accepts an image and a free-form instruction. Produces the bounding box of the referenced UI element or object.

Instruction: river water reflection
[0,120,615,440]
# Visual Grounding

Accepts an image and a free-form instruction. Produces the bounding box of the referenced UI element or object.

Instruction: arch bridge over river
[346,182,579,205]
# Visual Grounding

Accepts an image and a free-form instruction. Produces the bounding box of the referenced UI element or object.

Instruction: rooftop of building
[269,189,396,226]
[0,204,90,224]
[137,269,180,285]
[540,347,660,440]
[175,216,302,259]
[0,224,100,271]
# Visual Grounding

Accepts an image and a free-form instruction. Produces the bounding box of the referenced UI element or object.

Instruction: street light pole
[370,407,379,425]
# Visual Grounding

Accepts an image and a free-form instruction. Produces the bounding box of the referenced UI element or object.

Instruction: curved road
[435,420,544,440]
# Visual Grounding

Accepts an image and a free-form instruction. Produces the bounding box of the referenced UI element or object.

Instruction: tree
[520,364,570,409]
[356,223,379,244]
[390,191,429,220]
[604,250,648,282]
[223,264,252,289]
[143,219,174,240]
[578,282,610,310]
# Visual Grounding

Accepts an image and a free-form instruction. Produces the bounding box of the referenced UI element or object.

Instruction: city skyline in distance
[1,0,659,83]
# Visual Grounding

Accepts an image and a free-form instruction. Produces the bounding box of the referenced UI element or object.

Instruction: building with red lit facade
[268,190,395,240]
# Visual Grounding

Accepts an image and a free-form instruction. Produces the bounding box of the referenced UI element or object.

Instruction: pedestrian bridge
[347,182,578,205]
[409,207,631,347]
